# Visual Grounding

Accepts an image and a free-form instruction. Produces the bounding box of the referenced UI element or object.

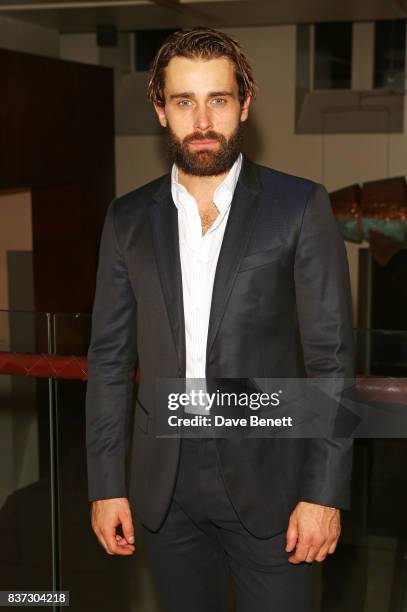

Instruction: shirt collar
[171,152,242,215]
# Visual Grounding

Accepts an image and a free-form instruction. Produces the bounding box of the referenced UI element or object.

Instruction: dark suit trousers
[141,436,314,612]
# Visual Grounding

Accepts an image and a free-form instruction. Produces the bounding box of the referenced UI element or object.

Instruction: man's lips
[189,140,219,147]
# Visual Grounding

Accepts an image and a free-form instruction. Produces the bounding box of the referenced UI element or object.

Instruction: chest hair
[199,202,219,236]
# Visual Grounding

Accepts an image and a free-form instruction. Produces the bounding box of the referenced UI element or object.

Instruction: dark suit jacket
[85,153,354,538]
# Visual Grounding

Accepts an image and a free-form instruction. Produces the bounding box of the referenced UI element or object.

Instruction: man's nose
[193,105,212,131]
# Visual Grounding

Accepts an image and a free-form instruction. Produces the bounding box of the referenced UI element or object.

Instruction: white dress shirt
[171,152,243,413]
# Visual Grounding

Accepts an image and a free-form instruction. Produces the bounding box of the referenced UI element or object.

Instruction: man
[86,27,354,612]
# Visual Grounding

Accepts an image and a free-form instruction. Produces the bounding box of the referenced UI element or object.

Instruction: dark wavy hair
[147,27,258,107]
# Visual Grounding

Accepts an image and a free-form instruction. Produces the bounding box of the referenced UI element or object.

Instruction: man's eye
[178,100,191,107]
[212,98,226,105]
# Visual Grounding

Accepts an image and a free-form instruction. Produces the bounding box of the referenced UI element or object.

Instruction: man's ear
[153,102,167,128]
[240,95,252,122]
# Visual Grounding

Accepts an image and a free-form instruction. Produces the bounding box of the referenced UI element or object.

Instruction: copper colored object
[361,176,407,219]
[356,375,407,406]
[330,176,407,265]
[330,184,362,219]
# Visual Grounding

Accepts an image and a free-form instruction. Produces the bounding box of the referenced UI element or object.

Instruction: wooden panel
[0,47,115,314]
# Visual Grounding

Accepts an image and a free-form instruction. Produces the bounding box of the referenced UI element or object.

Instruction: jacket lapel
[148,153,262,375]
[205,154,261,361]
[149,175,186,376]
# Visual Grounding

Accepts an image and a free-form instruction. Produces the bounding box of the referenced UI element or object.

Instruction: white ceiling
[0,0,405,34]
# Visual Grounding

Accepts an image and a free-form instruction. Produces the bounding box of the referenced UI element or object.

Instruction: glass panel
[53,313,158,611]
[314,22,352,90]
[354,328,407,376]
[52,312,91,356]
[374,19,406,90]
[0,310,54,591]
[313,328,407,610]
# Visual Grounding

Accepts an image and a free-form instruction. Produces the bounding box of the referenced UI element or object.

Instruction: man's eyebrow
[169,91,235,100]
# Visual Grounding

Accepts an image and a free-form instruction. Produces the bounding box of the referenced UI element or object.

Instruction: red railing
[0,350,406,403]
[0,350,140,383]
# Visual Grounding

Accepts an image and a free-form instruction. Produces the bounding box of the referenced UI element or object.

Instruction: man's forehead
[164,56,237,89]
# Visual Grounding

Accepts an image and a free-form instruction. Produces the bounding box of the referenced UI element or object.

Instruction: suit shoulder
[113,172,169,213]
[256,162,321,200]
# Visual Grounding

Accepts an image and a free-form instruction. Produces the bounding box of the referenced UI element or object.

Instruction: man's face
[153,56,251,176]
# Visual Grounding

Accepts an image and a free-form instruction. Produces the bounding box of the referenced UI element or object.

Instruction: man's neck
[177,167,229,204]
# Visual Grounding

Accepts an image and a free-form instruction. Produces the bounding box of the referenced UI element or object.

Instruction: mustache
[184,132,223,143]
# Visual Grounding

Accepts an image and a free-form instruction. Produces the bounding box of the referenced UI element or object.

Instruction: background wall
[0,190,33,312]
[0,15,59,57]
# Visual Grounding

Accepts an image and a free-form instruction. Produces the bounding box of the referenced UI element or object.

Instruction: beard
[164,120,244,176]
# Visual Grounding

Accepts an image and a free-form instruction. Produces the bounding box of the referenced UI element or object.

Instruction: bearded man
[86,27,354,612]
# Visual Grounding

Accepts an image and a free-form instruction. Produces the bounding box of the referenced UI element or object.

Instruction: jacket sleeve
[294,182,355,510]
[85,198,138,502]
